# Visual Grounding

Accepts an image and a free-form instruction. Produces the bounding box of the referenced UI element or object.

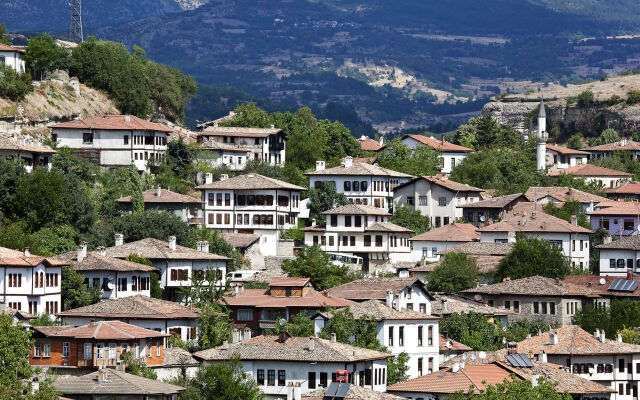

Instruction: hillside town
[7,16,640,400]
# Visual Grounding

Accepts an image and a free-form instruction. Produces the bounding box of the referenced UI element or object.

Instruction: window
[399,326,404,346]
[438,197,447,206]
[330,215,338,227]
[353,181,360,191]
[620,358,625,373]
[419,196,428,206]
[123,135,129,145]
[420,303,426,313]
[617,259,626,269]
[504,300,510,310]
[355,216,362,227]
[407,303,413,310]
[34,344,41,357]
[321,236,326,246]
[407,196,415,206]
[278,370,286,386]
[62,342,70,358]
[237,309,253,321]
[345,216,352,227]
[84,343,92,360]
[225,193,231,206]
[350,236,356,246]
[83,132,93,143]
[428,325,433,345]
[418,326,423,346]
[147,342,152,358]
[308,372,316,389]
[533,302,540,314]
[388,326,394,346]
[157,340,161,356]
[257,370,265,385]
[361,181,368,191]
[428,357,434,374]
[344,181,351,191]
[514,301,520,313]
[549,302,556,315]
[418,358,423,376]
[268,370,275,386]
[96,343,104,360]
[109,343,116,359]
[216,193,223,206]
[375,235,383,247]
[550,240,563,248]
[625,220,635,231]
[364,235,371,247]
[320,372,328,388]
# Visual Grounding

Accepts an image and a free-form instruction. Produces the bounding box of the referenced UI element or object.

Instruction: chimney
[331,333,337,343]
[23,248,30,257]
[360,135,367,140]
[205,173,213,184]
[519,213,527,226]
[618,334,623,343]
[97,246,106,256]
[379,136,384,146]
[452,363,460,373]
[168,236,176,252]
[604,235,612,244]
[315,160,325,171]
[627,269,633,280]
[571,215,577,226]
[271,124,275,129]
[549,332,558,345]
[308,337,315,351]
[77,242,88,263]
[233,284,239,297]
[507,231,516,243]
[539,350,547,363]
[157,185,162,197]
[114,233,124,246]
[343,156,353,168]
[442,299,448,312]
[287,384,302,400]
[197,241,210,253]
[244,327,252,340]
[220,174,229,181]
[124,115,131,123]
[386,290,394,308]
[594,329,600,339]
[311,219,317,227]
[395,296,402,312]
[213,121,219,127]
[97,367,108,383]
[441,135,445,145]
[601,330,606,343]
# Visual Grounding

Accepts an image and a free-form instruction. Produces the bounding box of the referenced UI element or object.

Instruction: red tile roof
[0,247,69,268]
[198,126,281,138]
[58,294,200,320]
[0,43,24,53]
[606,181,640,195]
[269,277,310,287]
[562,275,640,297]
[439,335,472,352]
[583,139,640,152]
[225,288,354,308]
[395,175,483,193]
[33,321,168,340]
[116,188,201,204]
[357,137,382,151]
[546,144,589,155]
[400,134,473,153]
[588,201,640,216]
[516,325,640,355]
[477,202,592,234]
[524,186,608,204]
[51,115,173,132]
[546,164,631,177]
[409,223,479,242]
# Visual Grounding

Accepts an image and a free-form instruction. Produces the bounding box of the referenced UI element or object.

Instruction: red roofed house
[584,138,640,161]
[117,185,203,225]
[547,164,631,189]
[588,201,640,238]
[29,321,167,369]
[0,43,25,73]
[606,181,640,202]
[545,144,589,172]
[357,135,383,152]
[395,134,473,174]
[0,246,68,316]
[50,115,172,172]
[224,277,354,336]
[408,222,479,262]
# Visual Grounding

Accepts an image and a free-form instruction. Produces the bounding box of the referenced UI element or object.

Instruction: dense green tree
[145,59,197,122]
[0,158,27,214]
[496,236,571,280]
[0,64,33,100]
[61,266,102,310]
[389,203,429,235]
[282,245,361,290]
[0,221,49,256]
[29,313,59,327]
[111,211,191,245]
[122,352,157,380]
[567,133,584,149]
[176,357,262,400]
[589,151,640,181]
[587,128,620,146]
[573,299,640,339]
[377,138,441,176]
[577,89,594,107]
[452,115,521,150]
[24,34,65,80]
[51,147,100,184]
[125,253,162,298]
[387,352,410,385]
[543,200,590,229]
[428,252,479,293]
[619,327,640,344]
[31,225,77,256]
[188,228,243,272]
[268,312,314,337]
[439,311,504,351]
[504,319,550,342]
[97,165,145,219]
[0,24,10,45]
[307,183,349,225]
[451,377,572,400]
[545,173,604,194]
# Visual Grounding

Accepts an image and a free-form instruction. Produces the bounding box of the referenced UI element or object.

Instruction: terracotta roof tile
[412,255,504,274]
[0,43,24,53]
[195,173,305,191]
[53,369,183,395]
[524,186,608,204]
[436,242,513,256]
[546,164,631,177]
[224,287,353,308]
[459,193,526,209]
[546,144,589,155]
[583,139,640,152]
[58,295,200,320]
[0,247,69,268]
[430,293,513,315]
[395,175,483,193]
[516,325,640,355]
[365,221,414,233]
[562,275,640,297]
[323,203,391,216]
[221,233,261,249]
[117,188,200,204]
[269,277,310,287]
[400,134,474,153]
[439,334,472,352]
[54,252,158,273]
[606,181,640,194]
[410,223,479,242]
[477,202,592,234]
[596,234,640,250]
[305,162,413,178]
[0,136,56,154]
[588,201,640,216]
[324,277,425,301]
[104,238,229,261]
[463,276,603,297]
[51,115,172,132]
[194,335,392,363]
[357,137,382,151]
[331,299,439,321]
[198,126,281,138]
[33,321,167,340]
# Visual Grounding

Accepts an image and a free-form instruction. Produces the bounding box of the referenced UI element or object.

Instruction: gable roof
[224,286,353,309]
[430,293,513,316]
[583,139,640,152]
[546,164,631,177]
[303,384,406,399]
[562,275,640,298]
[588,201,640,216]
[57,294,200,320]
[409,223,479,242]
[411,255,504,275]
[198,126,282,138]
[365,221,414,233]
[305,162,413,178]
[546,144,589,155]
[53,369,183,396]
[516,325,640,355]
[436,241,513,256]
[0,246,69,268]
[116,188,201,204]
[596,234,640,250]
[606,181,640,195]
[400,134,474,153]
[104,238,229,261]
[323,203,391,216]
[54,251,158,273]
[394,175,483,193]
[51,115,172,132]
[476,202,592,234]
[33,321,168,340]
[463,276,602,297]
[0,136,56,154]
[194,335,392,363]
[439,335,472,352]
[524,186,608,204]
[334,300,440,321]
[195,173,305,191]
[0,43,24,53]
[357,136,382,151]
[324,277,425,301]
[221,233,261,249]
[459,193,526,209]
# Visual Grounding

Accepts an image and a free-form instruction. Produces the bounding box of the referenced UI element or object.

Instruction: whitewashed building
[197,125,286,169]
[596,235,640,277]
[0,136,56,172]
[196,173,305,256]
[54,243,158,300]
[408,223,479,262]
[314,299,440,379]
[393,175,483,227]
[394,134,473,175]
[545,144,589,172]
[547,164,631,189]
[104,236,228,302]
[0,246,66,316]
[306,157,413,212]
[50,115,172,172]
[301,204,414,270]
[0,43,25,73]
[194,333,392,398]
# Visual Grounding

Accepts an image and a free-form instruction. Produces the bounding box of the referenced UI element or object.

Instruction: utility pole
[69,0,83,43]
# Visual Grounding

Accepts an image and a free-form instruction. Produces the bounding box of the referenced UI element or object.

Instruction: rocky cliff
[482,74,640,138]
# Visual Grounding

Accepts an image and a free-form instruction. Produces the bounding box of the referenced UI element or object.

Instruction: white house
[0,136,56,172]
[524,186,608,216]
[0,43,25,73]
[104,236,228,302]
[197,125,286,169]
[54,243,158,300]
[194,333,392,398]
[301,204,414,271]
[545,144,589,172]
[477,203,592,269]
[50,114,172,172]
[306,157,413,212]
[196,173,305,257]
[547,164,631,189]
[393,134,473,174]
[313,299,440,379]
[393,174,483,227]
[596,235,640,277]
[408,222,479,262]
[584,138,640,161]
[57,295,201,344]
[0,246,66,316]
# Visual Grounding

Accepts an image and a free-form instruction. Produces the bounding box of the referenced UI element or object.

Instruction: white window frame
[34,344,41,357]
[43,343,51,358]
[96,343,104,360]
[62,342,70,358]
[109,343,116,360]
[156,340,161,357]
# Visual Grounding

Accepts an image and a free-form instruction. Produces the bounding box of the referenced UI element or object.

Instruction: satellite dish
[599,278,606,285]
[479,351,486,359]
[479,215,486,222]
[106,282,115,291]
[446,341,452,349]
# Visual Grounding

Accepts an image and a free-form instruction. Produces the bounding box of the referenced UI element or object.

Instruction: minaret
[536,97,548,171]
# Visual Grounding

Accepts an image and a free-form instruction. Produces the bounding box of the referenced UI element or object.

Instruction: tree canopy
[307,183,349,225]
[496,236,572,281]
[389,203,429,235]
[282,245,361,290]
[376,138,441,176]
[428,252,479,293]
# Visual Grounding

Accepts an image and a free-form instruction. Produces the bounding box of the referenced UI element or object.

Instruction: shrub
[0,65,33,100]
[627,90,640,105]
[577,90,594,107]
